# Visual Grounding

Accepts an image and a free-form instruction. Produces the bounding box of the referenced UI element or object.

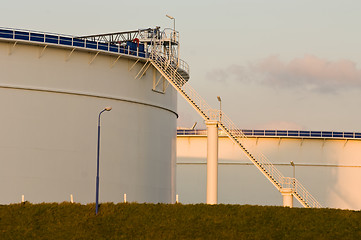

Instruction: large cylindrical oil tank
[0,29,178,204]
[177,129,361,210]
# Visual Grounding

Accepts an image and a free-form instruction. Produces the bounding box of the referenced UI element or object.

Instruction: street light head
[104,106,112,111]
[166,14,174,20]
[217,96,221,102]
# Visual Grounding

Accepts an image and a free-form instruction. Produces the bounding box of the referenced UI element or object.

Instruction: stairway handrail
[149,48,321,208]
[150,53,213,116]
[151,49,285,188]
[282,177,322,208]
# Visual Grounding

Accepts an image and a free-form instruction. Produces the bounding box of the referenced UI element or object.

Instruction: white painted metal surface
[0,30,178,204]
[205,121,219,204]
[177,133,361,209]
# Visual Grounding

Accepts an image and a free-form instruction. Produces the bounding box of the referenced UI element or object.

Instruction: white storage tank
[177,129,361,210]
[0,27,185,204]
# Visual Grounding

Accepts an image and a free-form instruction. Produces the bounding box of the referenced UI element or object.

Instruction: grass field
[1,202,361,239]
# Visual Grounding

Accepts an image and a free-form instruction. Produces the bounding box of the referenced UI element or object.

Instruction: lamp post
[290,161,295,189]
[166,14,176,42]
[217,96,222,122]
[166,14,175,33]
[95,106,112,215]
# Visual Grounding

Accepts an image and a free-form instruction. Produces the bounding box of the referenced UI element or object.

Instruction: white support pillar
[206,120,219,205]
[281,188,293,208]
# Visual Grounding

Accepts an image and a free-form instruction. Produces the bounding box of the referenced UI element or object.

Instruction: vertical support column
[206,120,219,205]
[281,188,293,208]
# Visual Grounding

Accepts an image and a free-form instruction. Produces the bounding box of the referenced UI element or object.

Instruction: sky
[2,0,361,132]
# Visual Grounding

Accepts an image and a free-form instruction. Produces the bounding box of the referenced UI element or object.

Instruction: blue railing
[0,27,147,58]
[177,129,361,140]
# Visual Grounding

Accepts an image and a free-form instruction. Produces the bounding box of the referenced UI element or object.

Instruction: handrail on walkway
[177,129,361,140]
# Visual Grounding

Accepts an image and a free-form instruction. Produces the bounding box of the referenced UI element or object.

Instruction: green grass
[1,202,361,239]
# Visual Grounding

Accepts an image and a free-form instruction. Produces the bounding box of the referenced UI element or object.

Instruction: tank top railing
[0,28,147,58]
[177,129,361,140]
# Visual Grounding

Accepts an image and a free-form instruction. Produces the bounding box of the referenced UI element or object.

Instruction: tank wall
[0,41,177,204]
[177,135,361,210]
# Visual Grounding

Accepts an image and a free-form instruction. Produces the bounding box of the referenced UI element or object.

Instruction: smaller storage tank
[177,129,361,210]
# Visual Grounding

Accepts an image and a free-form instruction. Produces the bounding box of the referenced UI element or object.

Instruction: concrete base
[281,188,294,208]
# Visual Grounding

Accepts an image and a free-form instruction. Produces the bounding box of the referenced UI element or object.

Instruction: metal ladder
[148,48,322,208]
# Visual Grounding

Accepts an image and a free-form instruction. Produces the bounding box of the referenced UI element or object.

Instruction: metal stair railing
[217,114,283,189]
[149,47,322,208]
[150,52,213,120]
[282,177,322,208]
[150,54,285,190]
[222,113,321,208]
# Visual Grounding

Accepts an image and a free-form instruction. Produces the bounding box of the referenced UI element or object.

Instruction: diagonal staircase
[147,43,321,208]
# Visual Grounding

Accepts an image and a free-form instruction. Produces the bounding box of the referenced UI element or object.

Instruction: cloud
[207,55,361,92]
